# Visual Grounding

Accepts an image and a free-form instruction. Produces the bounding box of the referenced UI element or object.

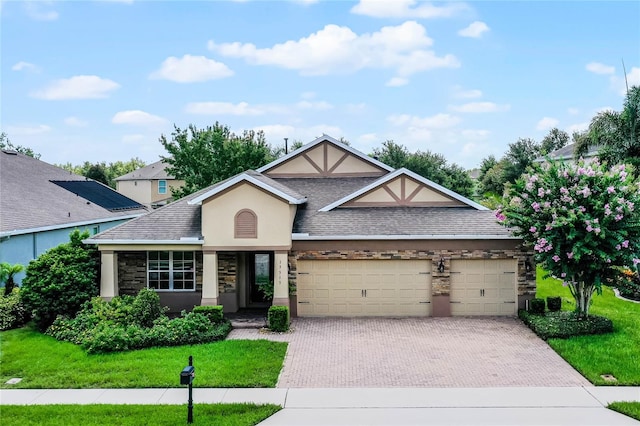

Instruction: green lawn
[609,402,640,421]
[0,404,281,426]
[0,327,287,388]
[535,269,640,385]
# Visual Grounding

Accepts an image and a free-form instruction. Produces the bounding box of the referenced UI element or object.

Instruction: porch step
[230,318,267,329]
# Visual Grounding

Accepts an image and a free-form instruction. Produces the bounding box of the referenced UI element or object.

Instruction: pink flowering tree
[498,160,640,318]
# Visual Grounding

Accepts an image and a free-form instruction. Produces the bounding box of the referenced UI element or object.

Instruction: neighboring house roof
[534,143,601,163]
[88,135,514,243]
[0,150,148,236]
[115,160,174,181]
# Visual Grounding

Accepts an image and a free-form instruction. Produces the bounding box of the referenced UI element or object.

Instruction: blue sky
[2,1,639,170]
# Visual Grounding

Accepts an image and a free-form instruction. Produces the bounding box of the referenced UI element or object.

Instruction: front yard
[535,271,640,385]
[0,327,287,388]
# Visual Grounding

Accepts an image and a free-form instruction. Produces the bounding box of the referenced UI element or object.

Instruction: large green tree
[0,132,41,159]
[371,140,474,197]
[57,158,146,189]
[576,85,640,173]
[499,160,640,318]
[160,123,276,198]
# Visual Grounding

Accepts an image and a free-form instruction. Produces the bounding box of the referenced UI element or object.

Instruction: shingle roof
[535,143,601,163]
[115,160,174,181]
[0,150,148,235]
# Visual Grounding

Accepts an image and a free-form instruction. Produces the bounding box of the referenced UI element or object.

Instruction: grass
[0,327,287,388]
[0,403,281,426]
[535,268,640,385]
[608,402,640,421]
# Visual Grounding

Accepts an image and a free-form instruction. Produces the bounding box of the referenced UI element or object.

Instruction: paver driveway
[228,317,592,388]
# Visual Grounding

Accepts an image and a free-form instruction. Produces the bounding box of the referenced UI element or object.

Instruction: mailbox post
[180,355,195,424]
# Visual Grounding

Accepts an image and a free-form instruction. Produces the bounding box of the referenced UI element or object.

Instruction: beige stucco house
[115,160,184,208]
[88,136,535,316]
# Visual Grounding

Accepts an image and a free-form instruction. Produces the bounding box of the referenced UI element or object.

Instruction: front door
[248,252,273,307]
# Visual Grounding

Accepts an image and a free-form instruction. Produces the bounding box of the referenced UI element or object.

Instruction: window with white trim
[147,251,195,291]
[158,180,167,194]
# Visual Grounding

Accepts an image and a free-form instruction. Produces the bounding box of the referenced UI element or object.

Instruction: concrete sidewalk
[2,386,639,425]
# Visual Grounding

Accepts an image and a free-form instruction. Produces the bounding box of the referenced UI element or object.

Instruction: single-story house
[0,149,148,283]
[115,160,184,209]
[534,142,600,165]
[87,136,535,316]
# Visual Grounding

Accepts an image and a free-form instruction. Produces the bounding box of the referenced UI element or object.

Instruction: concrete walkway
[2,387,639,425]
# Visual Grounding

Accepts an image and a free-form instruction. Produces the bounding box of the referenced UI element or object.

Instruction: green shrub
[0,289,27,331]
[546,296,562,312]
[529,298,546,314]
[267,306,289,332]
[20,230,99,330]
[519,309,613,340]
[131,289,165,327]
[192,305,224,324]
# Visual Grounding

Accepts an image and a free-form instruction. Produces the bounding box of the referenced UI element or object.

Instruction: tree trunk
[572,281,594,319]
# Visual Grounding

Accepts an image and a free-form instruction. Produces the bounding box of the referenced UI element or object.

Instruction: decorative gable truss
[320,168,488,211]
[258,135,393,178]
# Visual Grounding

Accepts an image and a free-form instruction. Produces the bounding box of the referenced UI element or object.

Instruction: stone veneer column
[100,250,118,301]
[201,251,219,305]
[272,251,290,309]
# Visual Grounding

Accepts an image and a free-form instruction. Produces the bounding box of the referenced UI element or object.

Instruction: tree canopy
[499,160,640,317]
[0,132,41,159]
[371,140,474,197]
[57,158,146,189]
[160,123,277,198]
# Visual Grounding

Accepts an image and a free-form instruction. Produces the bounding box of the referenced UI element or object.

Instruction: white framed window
[147,251,195,291]
[158,180,167,194]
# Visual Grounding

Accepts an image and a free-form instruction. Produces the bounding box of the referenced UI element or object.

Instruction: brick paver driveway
[228,317,591,388]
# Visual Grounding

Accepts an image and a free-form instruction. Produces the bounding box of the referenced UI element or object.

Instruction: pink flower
[633,259,640,266]
[607,186,615,194]
[561,272,567,278]
[552,255,560,262]
[622,240,629,248]
[566,252,574,259]
[529,226,537,233]
[615,214,624,221]
[586,225,593,232]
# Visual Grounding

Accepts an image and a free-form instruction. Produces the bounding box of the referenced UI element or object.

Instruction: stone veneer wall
[217,253,237,294]
[117,251,203,296]
[288,249,535,297]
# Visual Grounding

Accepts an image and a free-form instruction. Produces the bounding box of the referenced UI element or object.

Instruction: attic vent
[235,209,257,238]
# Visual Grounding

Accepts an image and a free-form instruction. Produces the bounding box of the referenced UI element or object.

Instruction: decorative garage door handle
[450,301,461,304]
[419,272,431,275]
[503,271,516,274]
[299,301,310,304]
[419,301,431,304]
[504,301,516,303]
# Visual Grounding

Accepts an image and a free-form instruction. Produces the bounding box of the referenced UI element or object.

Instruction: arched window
[235,209,257,238]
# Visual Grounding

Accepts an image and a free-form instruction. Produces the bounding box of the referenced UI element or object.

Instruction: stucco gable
[258,135,392,178]
[319,168,488,211]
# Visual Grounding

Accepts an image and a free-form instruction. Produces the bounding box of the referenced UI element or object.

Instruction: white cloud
[567,107,579,115]
[357,133,379,145]
[351,0,467,19]
[256,124,343,145]
[461,129,490,140]
[185,101,287,116]
[295,100,333,110]
[346,103,367,114]
[567,122,589,134]
[31,75,120,100]
[457,21,490,38]
[112,110,167,126]
[300,91,316,100]
[7,124,52,135]
[452,85,482,99]
[536,117,559,131]
[64,116,88,127]
[12,61,39,72]
[449,102,510,113]
[610,66,640,95]
[149,55,234,83]
[24,1,58,21]
[388,113,461,129]
[586,62,615,75]
[386,77,409,87]
[208,21,459,84]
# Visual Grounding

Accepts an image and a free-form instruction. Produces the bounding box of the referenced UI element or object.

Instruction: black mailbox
[180,365,195,385]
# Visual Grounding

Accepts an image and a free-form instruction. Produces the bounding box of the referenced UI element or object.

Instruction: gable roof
[319,168,488,212]
[188,170,307,205]
[0,150,147,236]
[257,135,394,175]
[115,160,175,181]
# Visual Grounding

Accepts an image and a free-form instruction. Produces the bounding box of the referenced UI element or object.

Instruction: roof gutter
[0,214,145,238]
[291,233,519,240]
[83,238,204,245]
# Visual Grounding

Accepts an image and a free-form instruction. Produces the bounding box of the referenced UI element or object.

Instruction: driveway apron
[227,317,592,388]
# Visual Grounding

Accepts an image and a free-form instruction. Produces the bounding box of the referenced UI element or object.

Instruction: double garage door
[296,258,517,317]
[297,259,432,316]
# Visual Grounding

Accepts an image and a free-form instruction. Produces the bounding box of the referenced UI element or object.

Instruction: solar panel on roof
[51,180,144,211]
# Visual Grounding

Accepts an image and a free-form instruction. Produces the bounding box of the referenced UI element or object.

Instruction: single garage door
[297,259,432,317]
[450,259,517,316]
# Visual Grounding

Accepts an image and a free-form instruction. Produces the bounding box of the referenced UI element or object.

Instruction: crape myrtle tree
[498,160,640,318]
